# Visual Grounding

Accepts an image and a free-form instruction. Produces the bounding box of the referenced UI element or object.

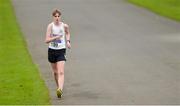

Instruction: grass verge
[0,0,50,104]
[128,0,180,21]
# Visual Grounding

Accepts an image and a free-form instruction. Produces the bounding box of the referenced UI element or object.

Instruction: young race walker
[45,9,71,98]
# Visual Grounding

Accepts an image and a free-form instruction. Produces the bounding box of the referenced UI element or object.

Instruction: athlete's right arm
[45,24,61,43]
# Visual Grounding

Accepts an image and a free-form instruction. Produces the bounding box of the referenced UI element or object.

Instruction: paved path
[12,0,180,105]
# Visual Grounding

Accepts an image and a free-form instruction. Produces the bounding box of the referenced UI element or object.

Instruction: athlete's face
[53,13,61,23]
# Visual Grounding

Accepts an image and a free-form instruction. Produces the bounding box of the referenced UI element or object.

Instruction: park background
[0,0,179,105]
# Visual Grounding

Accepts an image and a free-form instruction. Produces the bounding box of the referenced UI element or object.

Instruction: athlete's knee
[55,71,64,76]
[58,71,64,76]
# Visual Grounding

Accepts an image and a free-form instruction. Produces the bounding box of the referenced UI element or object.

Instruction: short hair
[52,9,61,16]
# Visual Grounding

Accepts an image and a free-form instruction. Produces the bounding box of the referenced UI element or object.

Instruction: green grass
[128,0,180,21]
[0,0,50,104]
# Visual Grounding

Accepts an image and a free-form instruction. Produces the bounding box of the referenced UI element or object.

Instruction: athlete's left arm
[64,23,71,49]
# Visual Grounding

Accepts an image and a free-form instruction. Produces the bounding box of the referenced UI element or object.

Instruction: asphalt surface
[12,0,180,105]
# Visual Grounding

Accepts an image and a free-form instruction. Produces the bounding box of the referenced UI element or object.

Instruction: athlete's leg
[51,63,59,88]
[57,61,65,90]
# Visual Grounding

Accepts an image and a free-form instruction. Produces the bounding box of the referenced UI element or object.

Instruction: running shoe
[56,89,63,98]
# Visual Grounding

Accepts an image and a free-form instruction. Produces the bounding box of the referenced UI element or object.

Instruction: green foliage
[128,0,180,21]
[0,0,50,104]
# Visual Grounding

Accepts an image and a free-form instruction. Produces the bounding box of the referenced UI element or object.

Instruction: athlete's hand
[55,35,62,40]
[67,41,71,49]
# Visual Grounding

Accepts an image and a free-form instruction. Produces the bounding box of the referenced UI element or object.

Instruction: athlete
[45,9,71,98]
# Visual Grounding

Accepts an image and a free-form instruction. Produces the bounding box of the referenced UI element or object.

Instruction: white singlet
[48,22,66,50]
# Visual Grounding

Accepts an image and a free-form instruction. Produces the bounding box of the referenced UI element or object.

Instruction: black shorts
[48,48,66,63]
